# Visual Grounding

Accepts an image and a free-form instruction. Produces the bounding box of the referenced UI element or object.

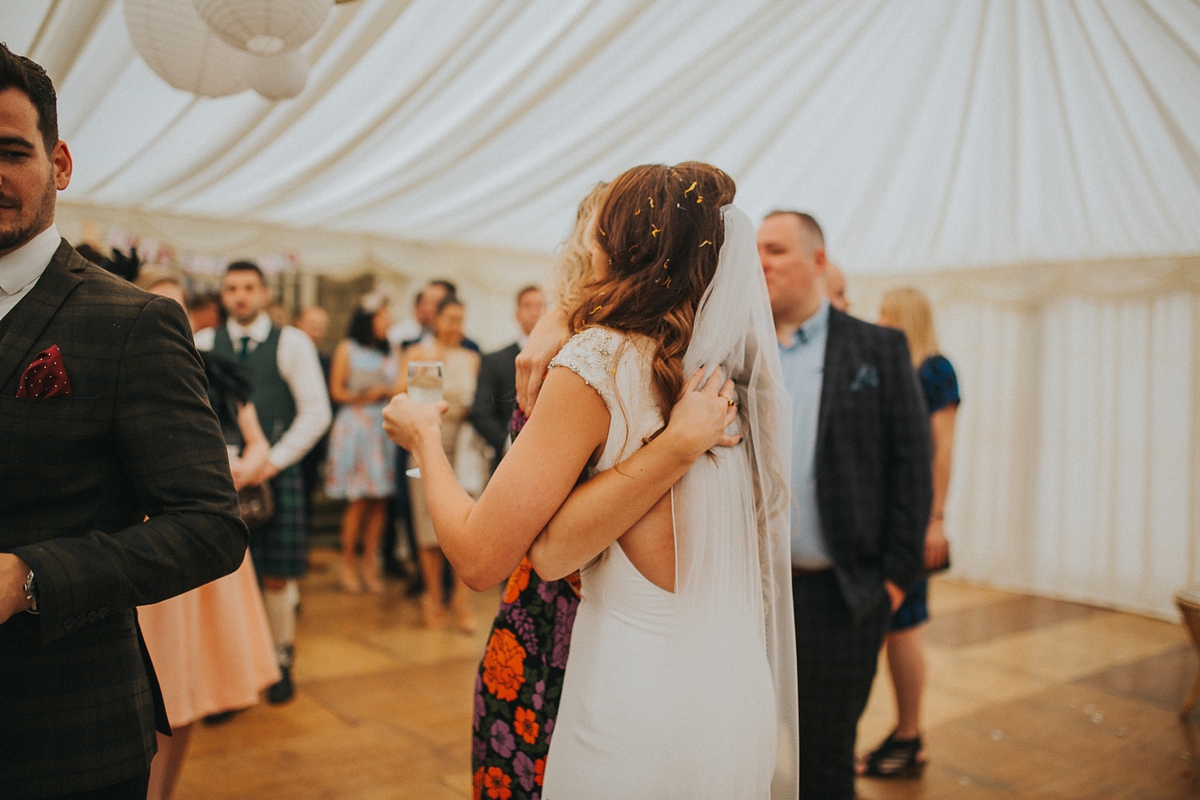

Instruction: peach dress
[138,447,280,727]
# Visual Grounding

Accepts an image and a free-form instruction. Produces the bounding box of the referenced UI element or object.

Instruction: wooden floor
[178,547,1200,799]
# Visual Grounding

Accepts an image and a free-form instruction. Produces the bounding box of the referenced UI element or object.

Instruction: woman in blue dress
[326,293,399,594]
[860,286,961,778]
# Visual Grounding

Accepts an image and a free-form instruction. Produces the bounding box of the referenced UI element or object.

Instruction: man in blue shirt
[759,211,932,800]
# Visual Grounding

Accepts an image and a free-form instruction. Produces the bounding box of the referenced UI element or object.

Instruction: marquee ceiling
[5,0,1200,275]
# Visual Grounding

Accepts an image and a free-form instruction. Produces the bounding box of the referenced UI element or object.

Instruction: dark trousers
[47,772,150,800]
[794,570,890,800]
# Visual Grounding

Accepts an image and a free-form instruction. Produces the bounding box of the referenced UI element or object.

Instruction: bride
[384,162,796,798]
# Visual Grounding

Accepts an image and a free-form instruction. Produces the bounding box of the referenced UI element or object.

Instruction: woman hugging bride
[384,162,797,799]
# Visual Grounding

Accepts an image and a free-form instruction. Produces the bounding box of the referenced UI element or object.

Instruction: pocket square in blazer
[849,363,879,392]
[16,344,73,399]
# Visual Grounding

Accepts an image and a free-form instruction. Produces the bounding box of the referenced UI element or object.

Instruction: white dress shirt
[195,313,332,470]
[0,225,61,322]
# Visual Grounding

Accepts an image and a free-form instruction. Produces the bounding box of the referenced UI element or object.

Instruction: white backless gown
[541,327,777,799]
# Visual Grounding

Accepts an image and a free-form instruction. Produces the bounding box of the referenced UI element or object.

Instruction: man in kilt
[196,262,331,703]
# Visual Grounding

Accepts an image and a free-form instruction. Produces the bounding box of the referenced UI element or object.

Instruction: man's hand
[885,579,905,613]
[0,553,33,625]
[924,518,949,570]
[515,307,571,413]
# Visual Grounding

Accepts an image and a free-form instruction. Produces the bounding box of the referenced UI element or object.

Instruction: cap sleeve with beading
[547,327,621,412]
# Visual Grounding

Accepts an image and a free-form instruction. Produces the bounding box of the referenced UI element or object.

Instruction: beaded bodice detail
[547,326,661,473]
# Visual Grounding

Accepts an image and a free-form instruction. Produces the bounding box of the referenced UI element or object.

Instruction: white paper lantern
[248,50,309,100]
[125,0,251,98]
[192,0,334,55]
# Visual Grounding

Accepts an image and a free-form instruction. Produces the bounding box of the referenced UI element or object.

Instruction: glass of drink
[405,361,443,478]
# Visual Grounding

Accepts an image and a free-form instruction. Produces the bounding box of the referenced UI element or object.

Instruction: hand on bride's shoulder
[663,367,742,459]
[516,307,571,413]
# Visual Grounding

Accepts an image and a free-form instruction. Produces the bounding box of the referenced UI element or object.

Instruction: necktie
[238,336,252,360]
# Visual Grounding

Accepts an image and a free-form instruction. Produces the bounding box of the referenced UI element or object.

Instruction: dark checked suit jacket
[470,341,519,471]
[0,241,247,799]
[815,308,933,624]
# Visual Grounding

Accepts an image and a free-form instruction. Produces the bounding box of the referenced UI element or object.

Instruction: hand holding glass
[405,361,444,478]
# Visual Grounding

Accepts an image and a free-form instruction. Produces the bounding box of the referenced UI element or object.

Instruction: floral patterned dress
[471,409,581,800]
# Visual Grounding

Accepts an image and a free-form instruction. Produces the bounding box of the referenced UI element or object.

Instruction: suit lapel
[0,240,84,391]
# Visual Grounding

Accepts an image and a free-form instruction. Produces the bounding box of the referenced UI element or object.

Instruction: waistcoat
[213,325,295,445]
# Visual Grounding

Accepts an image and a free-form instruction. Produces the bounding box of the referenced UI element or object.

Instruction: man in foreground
[0,44,246,798]
[758,210,931,800]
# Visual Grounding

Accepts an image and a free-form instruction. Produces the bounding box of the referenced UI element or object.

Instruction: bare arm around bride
[381,364,738,590]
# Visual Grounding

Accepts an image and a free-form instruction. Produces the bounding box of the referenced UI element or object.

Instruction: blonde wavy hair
[879,287,939,369]
[552,181,608,314]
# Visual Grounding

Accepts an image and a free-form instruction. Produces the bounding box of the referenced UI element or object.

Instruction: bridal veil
[668,205,797,798]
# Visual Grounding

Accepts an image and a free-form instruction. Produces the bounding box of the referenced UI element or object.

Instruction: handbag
[237,482,275,529]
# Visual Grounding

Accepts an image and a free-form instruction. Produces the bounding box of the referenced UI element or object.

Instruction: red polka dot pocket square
[15,344,73,399]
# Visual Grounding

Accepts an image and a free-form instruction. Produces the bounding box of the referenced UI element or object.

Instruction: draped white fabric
[4,0,1199,276]
[675,207,796,797]
[854,259,1200,620]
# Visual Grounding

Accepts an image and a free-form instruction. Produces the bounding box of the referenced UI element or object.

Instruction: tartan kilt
[249,464,309,579]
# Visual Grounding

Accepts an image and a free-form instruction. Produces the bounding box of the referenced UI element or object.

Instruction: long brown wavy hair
[568,162,736,425]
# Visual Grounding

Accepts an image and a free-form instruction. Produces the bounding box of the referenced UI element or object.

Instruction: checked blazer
[814,307,933,624]
[0,241,247,799]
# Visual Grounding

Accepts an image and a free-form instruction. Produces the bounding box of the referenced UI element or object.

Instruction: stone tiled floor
[177,548,1199,798]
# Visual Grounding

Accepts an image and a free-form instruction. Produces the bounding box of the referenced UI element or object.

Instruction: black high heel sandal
[862,730,926,778]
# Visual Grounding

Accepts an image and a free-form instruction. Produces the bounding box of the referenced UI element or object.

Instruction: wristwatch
[23,569,40,614]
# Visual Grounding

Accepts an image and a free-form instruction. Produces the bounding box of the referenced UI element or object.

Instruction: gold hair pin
[683,181,697,196]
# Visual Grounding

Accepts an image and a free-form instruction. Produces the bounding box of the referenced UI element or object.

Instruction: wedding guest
[325,294,398,594]
[294,304,334,537]
[385,279,480,587]
[858,286,960,778]
[137,277,281,800]
[400,296,481,631]
[757,210,932,800]
[187,291,223,332]
[471,285,545,470]
[195,261,332,704]
[0,44,245,798]
[466,184,603,786]
[388,279,481,353]
[293,305,330,352]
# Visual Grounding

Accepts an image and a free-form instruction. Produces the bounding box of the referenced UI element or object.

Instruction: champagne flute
[405,361,444,479]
